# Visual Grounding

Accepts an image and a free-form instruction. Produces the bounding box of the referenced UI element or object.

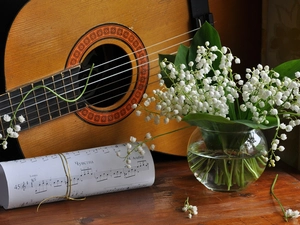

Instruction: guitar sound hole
[80,44,132,108]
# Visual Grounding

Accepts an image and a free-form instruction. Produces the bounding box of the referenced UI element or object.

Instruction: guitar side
[3,0,195,159]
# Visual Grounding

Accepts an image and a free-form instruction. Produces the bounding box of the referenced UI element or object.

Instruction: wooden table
[0,156,300,225]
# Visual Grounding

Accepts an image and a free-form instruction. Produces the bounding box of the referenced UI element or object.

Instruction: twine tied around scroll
[36,153,86,212]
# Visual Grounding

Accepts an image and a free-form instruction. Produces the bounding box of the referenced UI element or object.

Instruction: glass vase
[187,124,268,192]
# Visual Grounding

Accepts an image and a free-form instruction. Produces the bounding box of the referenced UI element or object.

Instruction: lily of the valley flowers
[1,114,26,149]
[120,22,300,170]
[118,21,300,220]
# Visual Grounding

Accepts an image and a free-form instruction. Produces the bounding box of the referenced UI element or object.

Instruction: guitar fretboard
[0,66,85,137]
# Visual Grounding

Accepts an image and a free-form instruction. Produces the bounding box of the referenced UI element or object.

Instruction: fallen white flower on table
[182,197,198,219]
[285,209,300,219]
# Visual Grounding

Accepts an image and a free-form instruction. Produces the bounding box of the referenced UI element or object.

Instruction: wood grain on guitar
[2,0,196,160]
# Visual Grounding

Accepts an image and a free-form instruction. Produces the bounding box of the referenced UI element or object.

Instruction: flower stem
[270,174,288,222]
[243,158,260,179]
[123,125,192,161]
[187,151,266,191]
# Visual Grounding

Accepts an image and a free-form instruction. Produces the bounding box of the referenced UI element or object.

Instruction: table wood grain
[0,158,299,225]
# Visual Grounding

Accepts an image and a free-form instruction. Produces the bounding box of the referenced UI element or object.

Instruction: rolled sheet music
[0,143,155,209]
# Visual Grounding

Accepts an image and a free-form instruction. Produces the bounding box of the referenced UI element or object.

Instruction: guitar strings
[1,48,170,129]
[0,28,198,133]
[28,26,198,104]
[0,59,176,133]
[0,59,157,133]
[0,55,163,131]
[0,27,197,113]
[0,46,185,133]
[39,26,199,104]
[0,65,159,133]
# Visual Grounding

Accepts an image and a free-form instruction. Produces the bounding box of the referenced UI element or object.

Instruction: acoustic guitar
[0,0,201,161]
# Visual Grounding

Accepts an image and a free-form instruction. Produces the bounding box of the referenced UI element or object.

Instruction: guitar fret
[62,69,79,112]
[61,71,71,113]
[69,69,79,111]
[42,78,53,120]
[41,79,52,120]
[19,87,31,130]
[69,67,86,110]
[53,73,70,116]
[6,92,15,119]
[0,93,11,136]
[0,116,5,138]
[10,88,29,130]
[0,93,13,116]
[45,76,61,119]
[31,84,42,125]
[33,81,51,124]
[22,85,40,128]
[0,65,82,137]
[0,92,22,138]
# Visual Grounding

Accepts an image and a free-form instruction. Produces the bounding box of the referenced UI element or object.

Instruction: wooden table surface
[0,157,300,225]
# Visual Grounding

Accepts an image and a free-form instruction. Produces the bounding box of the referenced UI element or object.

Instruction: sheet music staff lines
[0,143,155,209]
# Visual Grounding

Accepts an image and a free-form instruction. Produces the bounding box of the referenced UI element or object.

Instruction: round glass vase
[187,124,268,192]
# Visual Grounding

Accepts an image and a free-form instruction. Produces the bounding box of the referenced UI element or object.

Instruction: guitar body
[3,0,195,159]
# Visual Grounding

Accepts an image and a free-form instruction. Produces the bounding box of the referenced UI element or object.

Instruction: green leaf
[183,113,278,130]
[183,113,239,131]
[158,22,223,77]
[158,53,176,65]
[233,116,278,130]
[273,59,300,79]
[174,44,189,66]
[183,113,233,125]
[188,22,222,65]
[158,45,189,87]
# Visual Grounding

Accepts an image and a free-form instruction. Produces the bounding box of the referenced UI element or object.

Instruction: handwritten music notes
[0,143,155,209]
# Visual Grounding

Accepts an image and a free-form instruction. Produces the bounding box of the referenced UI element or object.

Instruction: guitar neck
[0,66,84,137]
